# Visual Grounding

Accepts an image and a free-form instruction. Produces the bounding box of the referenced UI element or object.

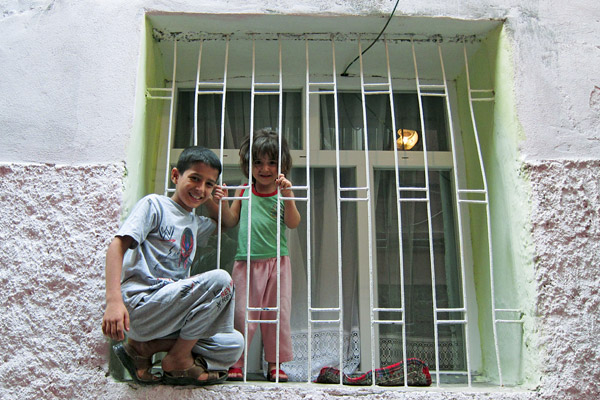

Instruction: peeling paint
[150,27,483,43]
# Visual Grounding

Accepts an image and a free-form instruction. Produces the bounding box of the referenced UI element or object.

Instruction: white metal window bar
[193,35,231,268]
[243,34,283,383]
[305,34,346,385]
[459,43,524,386]
[146,39,178,197]
[360,35,410,386]
[150,31,510,388]
[240,35,310,383]
[411,38,473,386]
[386,35,410,387]
[357,34,397,387]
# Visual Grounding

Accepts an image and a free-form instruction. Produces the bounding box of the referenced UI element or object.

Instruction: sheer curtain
[373,169,466,372]
[191,89,465,381]
[196,170,362,382]
[320,92,465,373]
[190,92,361,381]
[282,167,361,381]
[174,90,302,150]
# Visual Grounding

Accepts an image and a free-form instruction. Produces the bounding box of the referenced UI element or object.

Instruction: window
[140,14,523,388]
[174,90,303,150]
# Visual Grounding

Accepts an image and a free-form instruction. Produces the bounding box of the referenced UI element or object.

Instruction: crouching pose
[101,146,243,385]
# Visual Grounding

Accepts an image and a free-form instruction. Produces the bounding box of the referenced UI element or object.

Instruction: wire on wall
[340,0,401,77]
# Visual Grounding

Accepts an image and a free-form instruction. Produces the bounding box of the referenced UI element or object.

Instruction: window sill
[146,380,531,396]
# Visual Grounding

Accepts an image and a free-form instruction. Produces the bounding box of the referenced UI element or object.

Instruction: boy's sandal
[268,368,288,382]
[163,355,228,386]
[113,343,162,385]
[227,367,244,381]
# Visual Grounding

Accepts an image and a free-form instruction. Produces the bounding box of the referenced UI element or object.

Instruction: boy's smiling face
[170,162,219,212]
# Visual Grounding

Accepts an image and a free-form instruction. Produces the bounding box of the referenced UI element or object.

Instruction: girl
[222,128,301,382]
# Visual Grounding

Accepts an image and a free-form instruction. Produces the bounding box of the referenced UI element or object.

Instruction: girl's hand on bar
[276,174,293,197]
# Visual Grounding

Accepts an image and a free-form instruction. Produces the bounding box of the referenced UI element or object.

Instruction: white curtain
[192,94,361,381]
[174,91,302,151]
[280,168,361,381]
[372,169,466,371]
[192,90,465,381]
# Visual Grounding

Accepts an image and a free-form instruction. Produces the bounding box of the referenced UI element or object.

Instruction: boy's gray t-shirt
[116,194,216,308]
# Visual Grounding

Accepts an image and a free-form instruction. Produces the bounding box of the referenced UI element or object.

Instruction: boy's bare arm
[205,184,241,229]
[102,235,133,341]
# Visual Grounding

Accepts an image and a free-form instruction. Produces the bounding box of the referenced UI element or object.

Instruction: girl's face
[252,154,278,191]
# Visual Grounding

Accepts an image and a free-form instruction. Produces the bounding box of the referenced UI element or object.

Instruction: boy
[101,146,243,386]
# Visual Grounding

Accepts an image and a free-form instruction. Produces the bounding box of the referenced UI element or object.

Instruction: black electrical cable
[340,0,401,77]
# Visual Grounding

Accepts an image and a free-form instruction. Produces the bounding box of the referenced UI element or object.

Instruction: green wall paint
[456,26,536,386]
[123,17,167,216]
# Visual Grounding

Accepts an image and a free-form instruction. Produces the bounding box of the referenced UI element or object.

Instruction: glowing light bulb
[396,129,419,150]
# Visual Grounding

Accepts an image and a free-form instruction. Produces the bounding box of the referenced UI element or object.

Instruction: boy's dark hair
[239,128,292,179]
[176,146,222,175]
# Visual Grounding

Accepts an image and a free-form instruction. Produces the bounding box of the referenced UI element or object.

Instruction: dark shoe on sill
[163,355,227,386]
[113,342,162,385]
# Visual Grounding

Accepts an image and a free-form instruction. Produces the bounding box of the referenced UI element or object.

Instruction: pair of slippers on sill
[314,358,431,386]
[227,367,288,382]
[113,343,227,386]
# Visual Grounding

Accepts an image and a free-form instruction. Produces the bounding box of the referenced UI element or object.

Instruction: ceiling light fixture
[396,129,419,150]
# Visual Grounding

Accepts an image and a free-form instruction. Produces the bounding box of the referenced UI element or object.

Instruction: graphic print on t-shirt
[179,227,194,270]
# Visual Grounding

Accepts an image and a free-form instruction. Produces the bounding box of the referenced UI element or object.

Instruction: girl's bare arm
[276,174,301,229]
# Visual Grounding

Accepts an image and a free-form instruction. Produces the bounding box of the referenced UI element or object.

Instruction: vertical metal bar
[304,35,312,383]
[357,34,376,386]
[385,36,409,386]
[438,43,472,386]
[163,41,178,196]
[333,36,344,386]
[304,36,312,383]
[275,33,283,383]
[243,35,257,383]
[304,35,326,384]
[463,43,503,386]
[305,37,313,385]
[215,35,230,270]
[411,38,441,386]
[194,39,203,147]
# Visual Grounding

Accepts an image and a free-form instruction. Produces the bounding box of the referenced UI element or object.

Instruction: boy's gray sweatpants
[126,269,243,371]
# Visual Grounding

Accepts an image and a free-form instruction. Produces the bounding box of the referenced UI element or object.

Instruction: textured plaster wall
[0,164,123,399]
[528,161,600,400]
[4,162,596,400]
[1,0,599,399]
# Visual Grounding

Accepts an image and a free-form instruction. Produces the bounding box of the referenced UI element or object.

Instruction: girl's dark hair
[177,146,222,175]
[239,128,292,179]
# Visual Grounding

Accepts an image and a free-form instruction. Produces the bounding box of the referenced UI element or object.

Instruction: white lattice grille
[147,17,519,387]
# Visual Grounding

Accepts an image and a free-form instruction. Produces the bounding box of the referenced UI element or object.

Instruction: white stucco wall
[1,0,599,164]
[1,0,599,399]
